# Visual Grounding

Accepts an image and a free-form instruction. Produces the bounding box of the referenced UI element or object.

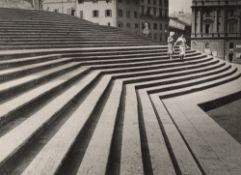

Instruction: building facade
[191,0,241,60]
[169,17,191,46]
[0,0,42,9]
[42,0,169,43]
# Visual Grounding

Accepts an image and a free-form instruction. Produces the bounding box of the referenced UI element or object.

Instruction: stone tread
[0,67,89,121]
[75,51,199,65]
[0,69,102,169]
[137,90,176,175]
[122,61,225,84]
[0,45,163,56]
[101,57,213,75]
[0,54,61,63]
[120,85,144,175]
[0,57,73,75]
[91,53,206,69]
[93,54,210,71]
[163,78,241,174]
[150,95,203,175]
[147,66,240,98]
[21,75,112,175]
[0,62,80,93]
[76,80,123,175]
[143,64,235,93]
[111,58,218,79]
[163,100,233,175]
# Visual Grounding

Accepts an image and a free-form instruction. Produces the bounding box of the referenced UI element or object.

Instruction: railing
[191,32,241,38]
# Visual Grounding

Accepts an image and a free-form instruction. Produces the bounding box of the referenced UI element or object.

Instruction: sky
[169,0,192,13]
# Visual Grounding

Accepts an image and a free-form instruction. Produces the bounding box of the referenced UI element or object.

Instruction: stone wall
[0,0,33,9]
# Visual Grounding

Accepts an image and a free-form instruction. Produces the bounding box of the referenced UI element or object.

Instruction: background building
[169,11,191,46]
[191,0,241,60]
[139,0,169,42]
[42,0,169,43]
[0,0,42,9]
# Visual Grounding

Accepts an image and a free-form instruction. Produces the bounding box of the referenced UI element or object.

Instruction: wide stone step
[122,61,225,84]
[0,57,74,83]
[0,43,157,50]
[21,75,112,175]
[95,54,209,71]
[112,58,219,79]
[133,61,229,89]
[0,66,89,127]
[76,80,123,175]
[150,95,203,175]
[147,66,239,98]
[120,85,144,175]
[0,69,101,174]
[72,50,198,63]
[0,54,62,69]
[0,62,82,102]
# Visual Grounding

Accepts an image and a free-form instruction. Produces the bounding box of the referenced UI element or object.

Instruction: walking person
[167,32,175,60]
[175,34,187,61]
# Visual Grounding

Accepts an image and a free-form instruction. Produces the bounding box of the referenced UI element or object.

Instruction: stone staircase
[0,8,158,50]
[0,46,240,175]
[0,7,241,175]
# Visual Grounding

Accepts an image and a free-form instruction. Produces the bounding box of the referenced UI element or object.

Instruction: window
[106,0,112,3]
[206,11,211,17]
[93,10,99,17]
[118,9,123,17]
[141,6,144,15]
[165,9,168,17]
[147,7,151,16]
[160,23,162,30]
[106,9,112,17]
[118,22,123,27]
[134,11,138,18]
[159,0,162,6]
[126,23,131,28]
[229,43,234,49]
[229,10,234,17]
[160,34,163,42]
[205,24,210,34]
[135,23,139,28]
[159,9,162,17]
[80,11,83,19]
[205,42,209,49]
[126,10,131,18]
[228,21,238,33]
[153,23,157,30]
[78,0,83,3]
[154,33,157,40]
[153,8,157,17]
[71,8,75,16]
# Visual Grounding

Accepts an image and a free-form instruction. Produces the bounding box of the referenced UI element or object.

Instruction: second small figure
[175,34,187,61]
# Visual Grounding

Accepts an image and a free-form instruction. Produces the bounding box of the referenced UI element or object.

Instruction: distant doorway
[71,8,75,16]
[205,24,210,34]
[228,52,234,62]
[229,42,234,49]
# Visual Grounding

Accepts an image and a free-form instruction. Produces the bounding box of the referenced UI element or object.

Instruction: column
[215,8,219,33]
[200,9,203,34]
[191,8,196,34]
